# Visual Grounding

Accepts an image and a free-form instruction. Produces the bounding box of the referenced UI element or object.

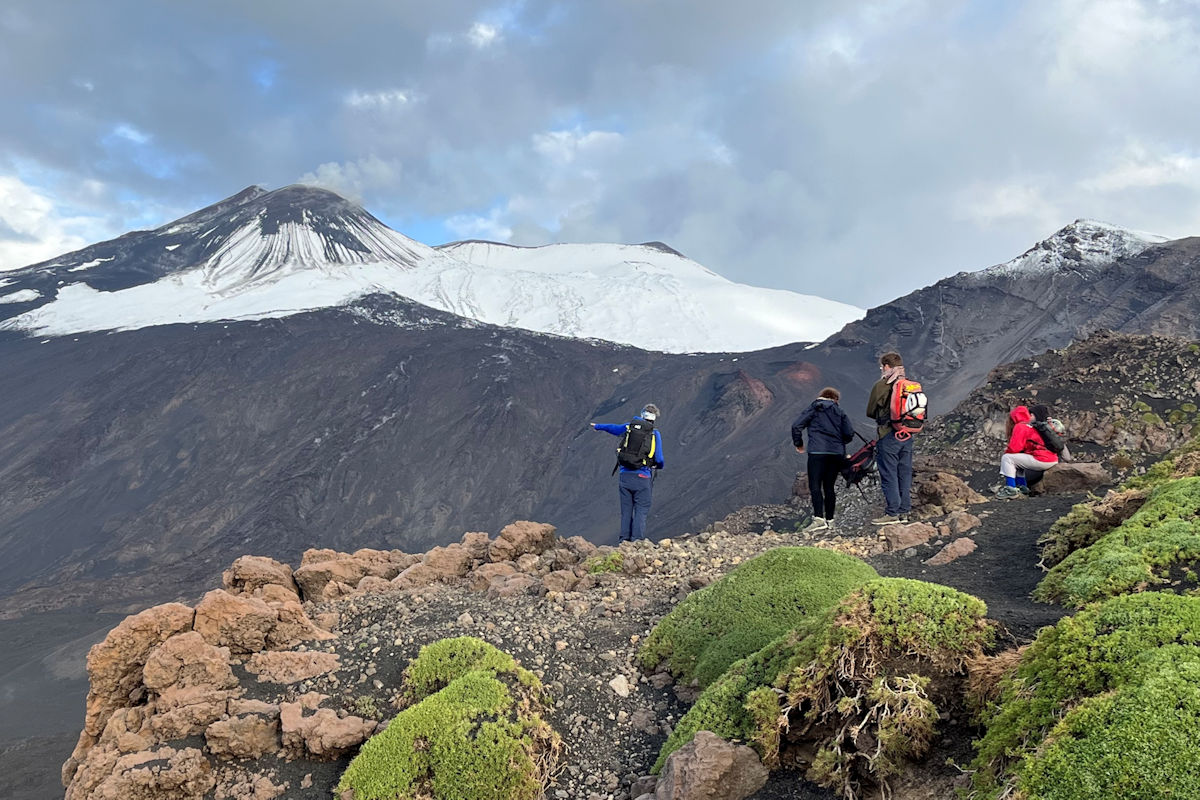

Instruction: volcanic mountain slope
[0,184,862,353]
[0,295,859,620]
[815,220,1199,413]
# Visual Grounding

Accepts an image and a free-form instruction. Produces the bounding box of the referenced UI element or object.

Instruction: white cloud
[446,207,513,241]
[1081,144,1200,192]
[954,180,1063,230]
[532,129,623,165]
[297,156,403,203]
[0,176,104,270]
[344,89,412,109]
[468,22,500,49]
[112,123,150,144]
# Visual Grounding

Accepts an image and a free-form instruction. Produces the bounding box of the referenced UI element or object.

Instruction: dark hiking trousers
[876,432,913,516]
[807,453,845,520]
[618,470,654,541]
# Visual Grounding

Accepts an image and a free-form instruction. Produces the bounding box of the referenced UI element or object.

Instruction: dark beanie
[1030,404,1050,422]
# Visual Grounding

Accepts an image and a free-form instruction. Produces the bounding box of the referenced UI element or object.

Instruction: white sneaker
[802,518,829,533]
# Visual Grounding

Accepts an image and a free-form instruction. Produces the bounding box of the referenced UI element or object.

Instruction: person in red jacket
[996,404,1059,498]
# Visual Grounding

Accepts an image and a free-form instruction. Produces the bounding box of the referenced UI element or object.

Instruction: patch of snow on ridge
[69,256,115,272]
[433,241,864,352]
[0,289,40,304]
[980,219,1169,278]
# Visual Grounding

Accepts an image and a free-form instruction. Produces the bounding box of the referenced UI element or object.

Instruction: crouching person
[997,404,1059,498]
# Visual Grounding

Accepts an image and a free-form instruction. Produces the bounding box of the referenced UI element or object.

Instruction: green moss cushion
[971,593,1200,799]
[637,546,878,688]
[338,637,557,800]
[1015,646,1200,800]
[1036,477,1200,606]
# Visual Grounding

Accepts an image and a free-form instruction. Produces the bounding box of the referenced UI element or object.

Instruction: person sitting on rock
[791,387,856,532]
[997,404,1059,498]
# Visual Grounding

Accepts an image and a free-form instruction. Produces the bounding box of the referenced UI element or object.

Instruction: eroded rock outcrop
[654,731,768,800]
[279,692,376,759]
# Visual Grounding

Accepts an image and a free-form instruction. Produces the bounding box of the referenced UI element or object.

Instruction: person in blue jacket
[591,404,664,542]
[791,387,856,532]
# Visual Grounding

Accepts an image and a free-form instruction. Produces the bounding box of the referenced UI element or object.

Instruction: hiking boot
[871,514,901,526]
[1018,485,1031,495]
[899,514,910,523]
[995,486,1022,499]
[802,518,828,534]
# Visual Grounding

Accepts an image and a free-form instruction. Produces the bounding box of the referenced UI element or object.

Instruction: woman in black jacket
[791,387,856,532]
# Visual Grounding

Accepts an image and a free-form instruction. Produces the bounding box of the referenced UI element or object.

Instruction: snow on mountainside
[430,240,863,352]
[977,219,1169,277]
[0,185,863,353]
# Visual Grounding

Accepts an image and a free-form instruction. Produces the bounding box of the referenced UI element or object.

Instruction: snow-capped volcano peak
[0,186,864,352]
[190,185,434,292]
[983,219,1169,276]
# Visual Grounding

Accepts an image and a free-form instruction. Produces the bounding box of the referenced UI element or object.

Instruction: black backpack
[840,439,878,498]
[1030,420,1067,455]
[615,418,656,472]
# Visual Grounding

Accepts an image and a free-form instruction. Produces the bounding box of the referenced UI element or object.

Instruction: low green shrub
[637,547,877,689]
[651,626,821,773]
[654,578,993,797]
[583,550,624,574]
[1037,489,1148,569]
[1015,645,1200,800]
[1035,477,1200,606]
[969,593,1200,799]
[401,636,539,703]
[338,637,558,800]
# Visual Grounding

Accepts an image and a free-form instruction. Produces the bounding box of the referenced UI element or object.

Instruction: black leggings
[807,453,845,520]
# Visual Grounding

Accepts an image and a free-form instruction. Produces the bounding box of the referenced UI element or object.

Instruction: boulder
[883,522,938,551]
[213,772,286,799]
[221,556,299,599]
[542,569,580,594]
[293,558,370,600]
[486,573,540,598]
[390,562,444,590]
[149,683,240,739]
[81,746,215,800]
[1040,462,1111,494]
[466,561,518,591]
[279,693,376,759]
[142,632,237,694]
[487,520,557,563]
[81,603,195,741]
[562,535,599,562]
[655,731,769,800]
[193,590,277,654]
[268,598,336,648]
[944,510,982,536]
[293,549,418,600]
[422,543,474,578]
[245,651,341,684]
[459,531,492,560]
[925,537,978,566]
[205,712,280,759]
[915,472,987,513]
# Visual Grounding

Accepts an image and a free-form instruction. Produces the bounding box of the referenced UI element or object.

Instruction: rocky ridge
[63,477,1019,800]
[922,330,1200,474]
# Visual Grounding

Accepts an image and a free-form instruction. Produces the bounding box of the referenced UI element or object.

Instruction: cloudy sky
[1,0,1198,307]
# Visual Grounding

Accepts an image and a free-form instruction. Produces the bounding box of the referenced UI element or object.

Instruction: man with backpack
[866,352,926,525]
[592,404,665,542]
